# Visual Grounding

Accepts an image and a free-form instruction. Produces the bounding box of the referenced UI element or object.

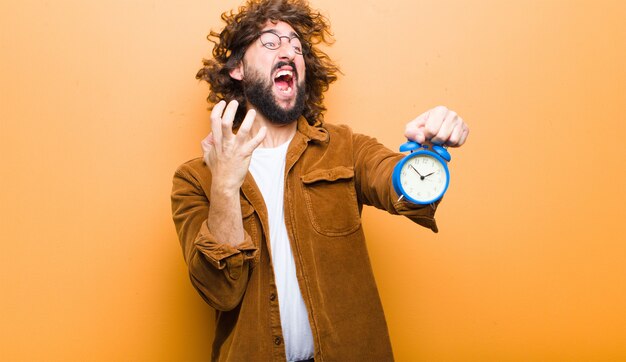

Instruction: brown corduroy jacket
[171,117,439,361]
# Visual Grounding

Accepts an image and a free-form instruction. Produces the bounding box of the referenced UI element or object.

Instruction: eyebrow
[262,29,300,38]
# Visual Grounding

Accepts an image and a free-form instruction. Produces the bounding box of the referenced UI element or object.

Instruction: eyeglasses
[258,31,306,55]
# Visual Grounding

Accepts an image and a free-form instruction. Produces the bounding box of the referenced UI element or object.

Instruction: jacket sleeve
[352,132,440,233]
[171,161,258,310]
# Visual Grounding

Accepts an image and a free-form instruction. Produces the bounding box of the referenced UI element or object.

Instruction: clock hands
[409,164,424,177]
[409,164,436,181]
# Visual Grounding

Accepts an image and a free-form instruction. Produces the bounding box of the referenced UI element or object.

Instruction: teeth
[275,70,293,78]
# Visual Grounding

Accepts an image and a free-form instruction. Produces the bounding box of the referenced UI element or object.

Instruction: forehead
[261,20,299,37]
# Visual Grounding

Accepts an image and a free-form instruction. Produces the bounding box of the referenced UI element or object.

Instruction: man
[171,0,469,361]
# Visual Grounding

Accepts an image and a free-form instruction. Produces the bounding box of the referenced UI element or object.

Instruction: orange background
[1,0,625,361]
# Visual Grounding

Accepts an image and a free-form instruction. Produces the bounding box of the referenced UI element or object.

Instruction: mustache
[273,61,298,79]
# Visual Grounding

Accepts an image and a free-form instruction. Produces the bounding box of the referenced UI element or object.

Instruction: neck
[248,103,298,148]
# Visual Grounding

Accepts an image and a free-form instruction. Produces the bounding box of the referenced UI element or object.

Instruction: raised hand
[201,100,267,193]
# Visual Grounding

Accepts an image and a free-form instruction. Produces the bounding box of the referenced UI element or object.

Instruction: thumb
[201,133,215,152]
[405,124,426,144]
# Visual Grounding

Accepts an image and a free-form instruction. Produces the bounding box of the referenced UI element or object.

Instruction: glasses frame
[257,30,308,55]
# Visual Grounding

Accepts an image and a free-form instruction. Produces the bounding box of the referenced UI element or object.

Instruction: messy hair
[196,0,340,127]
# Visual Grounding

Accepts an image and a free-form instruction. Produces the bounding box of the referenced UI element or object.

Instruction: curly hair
[196,0,340,127]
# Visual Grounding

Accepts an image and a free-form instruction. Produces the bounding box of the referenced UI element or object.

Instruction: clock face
[399,154,448,203]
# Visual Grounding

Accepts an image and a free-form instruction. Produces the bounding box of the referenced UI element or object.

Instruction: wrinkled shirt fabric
[171,117,439,361]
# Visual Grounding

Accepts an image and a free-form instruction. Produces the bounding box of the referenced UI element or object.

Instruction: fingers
[221,100,239,141]
[405,124,424,144]
[246,126,267,153]
[447,121,464,147]
[424,106,464,146]
[236,109,257,139]
[405,106,469,147]
[458,127,469,147]
[237,109,267,153]
[404,112,428,143]
[424,106,449,143]
[210,100,226,149]
[207,104,265,157]
[201,133,215,165]
[201,133,215,152]
[210,99,240,148]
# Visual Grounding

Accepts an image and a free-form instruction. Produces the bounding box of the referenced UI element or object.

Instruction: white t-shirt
[248,138,314,362]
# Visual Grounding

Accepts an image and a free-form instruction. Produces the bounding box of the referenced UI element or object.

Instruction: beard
[242,65,306,125]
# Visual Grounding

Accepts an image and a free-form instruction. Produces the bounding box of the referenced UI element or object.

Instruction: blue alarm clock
[392,140,451,204]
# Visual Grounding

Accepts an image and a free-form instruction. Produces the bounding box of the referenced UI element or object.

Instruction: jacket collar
[296,116,329,143]
[234,114,328,142]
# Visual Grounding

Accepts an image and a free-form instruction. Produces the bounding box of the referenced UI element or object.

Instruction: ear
[229,62,244,81]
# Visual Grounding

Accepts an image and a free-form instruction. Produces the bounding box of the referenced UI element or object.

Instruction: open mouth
[273,69,295,94]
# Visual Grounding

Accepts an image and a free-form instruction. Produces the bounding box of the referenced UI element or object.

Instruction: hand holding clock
[404,106,469,147]
[393,106,468,204]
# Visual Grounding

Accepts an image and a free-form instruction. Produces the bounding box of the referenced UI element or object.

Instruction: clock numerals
[394,143,450,204]
[400,155,447,203]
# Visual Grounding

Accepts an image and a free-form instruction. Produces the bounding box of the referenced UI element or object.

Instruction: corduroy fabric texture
[171,117,439,361]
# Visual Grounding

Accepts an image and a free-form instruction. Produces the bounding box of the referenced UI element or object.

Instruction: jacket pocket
[301,166,361,236]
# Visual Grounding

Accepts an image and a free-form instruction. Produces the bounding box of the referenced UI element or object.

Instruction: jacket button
[274,336,282,345]
[269,293,276,301]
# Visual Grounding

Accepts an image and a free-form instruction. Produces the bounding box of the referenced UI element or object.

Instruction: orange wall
[1,0,625,360]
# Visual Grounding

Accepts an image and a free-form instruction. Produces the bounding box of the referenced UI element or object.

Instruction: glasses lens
[259,32,304,54]
[290,37,303,54]
[260,32,280,50]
